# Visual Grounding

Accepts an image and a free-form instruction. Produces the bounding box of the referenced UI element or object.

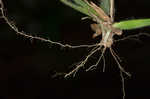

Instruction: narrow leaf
[100,0,110,16]
[74,0,89,8]
[113,19,150,30]
[60,0,103,21]
[60,0,90,16]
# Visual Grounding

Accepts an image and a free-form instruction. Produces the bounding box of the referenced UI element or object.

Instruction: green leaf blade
[60,0,90,16]
[100,0,110,16]
[60,0,103,21]
[113,19,150,30]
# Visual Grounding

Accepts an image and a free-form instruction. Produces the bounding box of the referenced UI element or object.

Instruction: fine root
[86,46,106,71]
[110,47,131,77]
[120,70,125,99]
[0,0,97,49]
[102,54,106,72]
[114,32,150,43]
[110,47,131,99]
[64,45,103,78]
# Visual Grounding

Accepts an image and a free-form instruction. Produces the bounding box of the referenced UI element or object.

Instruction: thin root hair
[114,32,150,43]
[86,46,106,71]
[110,47,131,77]
[120,70,125,99]
[102,54,106,72]
[65,45,103,78]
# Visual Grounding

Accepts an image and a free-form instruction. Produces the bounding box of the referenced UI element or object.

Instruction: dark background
[0,0,150,99]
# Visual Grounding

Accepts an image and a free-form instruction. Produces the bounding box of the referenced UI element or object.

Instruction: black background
[0,0,150,99]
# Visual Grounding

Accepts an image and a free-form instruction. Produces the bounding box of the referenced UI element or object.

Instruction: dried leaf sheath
[90,23,102,38]
[84,0,111,22]
[110,0,115,21]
